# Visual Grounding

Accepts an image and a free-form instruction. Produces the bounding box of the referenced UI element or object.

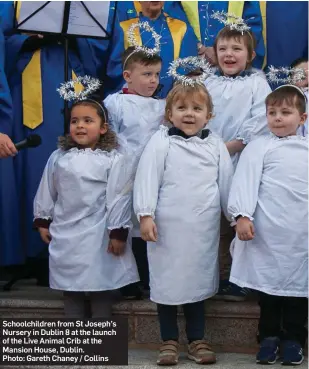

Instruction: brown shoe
[187,340,216,364]
[157,340,179,366]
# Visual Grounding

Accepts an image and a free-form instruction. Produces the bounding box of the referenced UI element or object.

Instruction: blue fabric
[0,23,16,267]
[178,1,265,69]
[106,11,198,98]
[0,2,104,265]
[265,1,308,68]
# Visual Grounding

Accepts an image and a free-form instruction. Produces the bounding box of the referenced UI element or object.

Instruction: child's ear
[123,70,131,83]
[299,112,308,126]
[167,109,173,122]
[100,123,108,135]
[249,50,256,63]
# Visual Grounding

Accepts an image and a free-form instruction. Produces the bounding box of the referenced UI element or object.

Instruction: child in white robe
[204,26,272,300]
[104,47,166,297]
[33,98,139,318]
[134,83,233,365]
[228,86,308,366]
[291,57,308,136]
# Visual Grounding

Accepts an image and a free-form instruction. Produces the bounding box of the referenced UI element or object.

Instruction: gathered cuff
[232,213,254,222]
[236,135,250,145]
[33,217,52,229]
[136,212,155,222]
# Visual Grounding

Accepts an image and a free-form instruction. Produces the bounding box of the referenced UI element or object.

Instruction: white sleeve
[228,137,268,221]
[106,151,135,230]
[33,150,60,220]
[104,94,121,134]
[133,127,169,221]
[217,139,234,220]
[237,74,271,144]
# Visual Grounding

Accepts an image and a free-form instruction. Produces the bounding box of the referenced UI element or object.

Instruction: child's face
[168,95,211,136]
[267,101,307,137]
[216,37,253,77]
[123,62,161,97]
[70,105,107,149]
[294,62,309,88]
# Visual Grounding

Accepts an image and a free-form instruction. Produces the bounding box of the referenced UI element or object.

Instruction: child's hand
[38,227,52,244]
[225,140,246,155]
[108,239,126,256]
[140,216,157,242]
[236,217,255,241]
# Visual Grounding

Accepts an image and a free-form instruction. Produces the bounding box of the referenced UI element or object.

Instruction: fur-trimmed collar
[57,129,118,152]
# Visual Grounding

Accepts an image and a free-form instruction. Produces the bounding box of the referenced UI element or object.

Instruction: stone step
[2,349,307,369]
[0,279,260,354]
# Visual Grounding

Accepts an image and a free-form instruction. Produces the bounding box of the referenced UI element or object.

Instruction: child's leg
[63,291,86,318]
[282,297,308,345]
[256,292,281,364]
[88,291,113,318]
[280,296,308,365]
[132,237,149,290]
[156,304,179,365]
[183,300,216,364]
[258,292,282,340]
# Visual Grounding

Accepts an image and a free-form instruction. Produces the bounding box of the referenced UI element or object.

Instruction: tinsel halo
[168,57,212,86]
[127,21,161,56]
[211,10,251,34]
[57,76,101,101]
[266,66,307,85]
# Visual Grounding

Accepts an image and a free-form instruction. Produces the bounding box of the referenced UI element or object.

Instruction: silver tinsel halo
[211,10,250,34]
[266,66,306,85]
[57,76,101,101]
[167,57,212,86]
[127,21,161,56]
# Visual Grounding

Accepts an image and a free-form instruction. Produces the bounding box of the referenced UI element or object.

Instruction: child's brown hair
[165,83,214,123]
[265,86,306,115]
[122,46,162,70]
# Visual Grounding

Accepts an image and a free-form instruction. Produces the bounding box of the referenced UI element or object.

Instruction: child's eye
[144,73,151,76]
[194,107,202,111]
[71,119,77,124]
[85,119,93,123]
[282,111,291,115]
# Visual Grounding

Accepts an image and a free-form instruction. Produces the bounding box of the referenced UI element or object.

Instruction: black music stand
[13,1,117,133]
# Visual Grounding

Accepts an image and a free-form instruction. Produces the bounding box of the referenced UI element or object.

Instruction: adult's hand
[0,133,17,158]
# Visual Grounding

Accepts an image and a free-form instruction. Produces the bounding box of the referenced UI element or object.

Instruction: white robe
[205,70,272,167]
[104,92,166,236]
[133,126,234,305]
[228,135,308,297]
[33,148,139,291]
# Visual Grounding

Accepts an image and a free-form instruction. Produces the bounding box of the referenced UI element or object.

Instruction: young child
[133,83,234,365]
[204,25,272,301]
[228,86,308,366]
[104,46,166,297]
[291,57,308,136]
[33,98,139,318]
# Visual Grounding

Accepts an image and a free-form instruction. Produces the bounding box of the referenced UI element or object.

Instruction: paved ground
[1,349,307,368]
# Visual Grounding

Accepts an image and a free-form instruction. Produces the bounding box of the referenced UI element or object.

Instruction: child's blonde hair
[165,84,214,123]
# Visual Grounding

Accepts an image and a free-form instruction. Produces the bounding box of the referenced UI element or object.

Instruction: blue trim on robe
[214,68,255,78]
[106,11,198,98]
